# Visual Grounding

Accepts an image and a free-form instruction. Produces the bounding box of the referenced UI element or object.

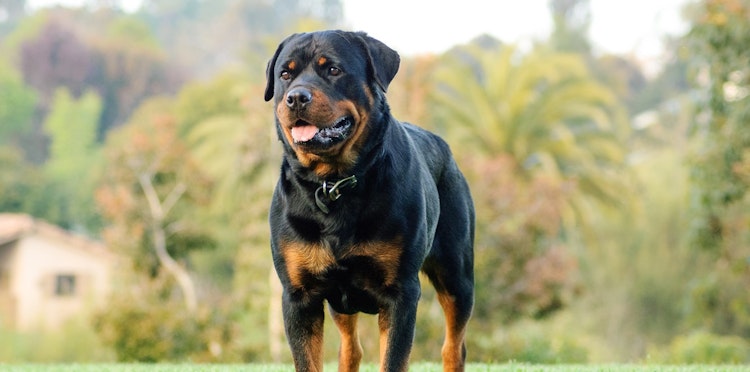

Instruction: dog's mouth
[290,116,354,149]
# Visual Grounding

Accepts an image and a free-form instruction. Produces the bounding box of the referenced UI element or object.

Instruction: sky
[27,0,690,64]
[342,1,689,59]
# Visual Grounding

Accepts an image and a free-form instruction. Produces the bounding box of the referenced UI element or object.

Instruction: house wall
[12,234,113,331]
[0,242,18,328]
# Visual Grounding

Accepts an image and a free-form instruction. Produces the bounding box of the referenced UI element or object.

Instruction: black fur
[265,30,474,372]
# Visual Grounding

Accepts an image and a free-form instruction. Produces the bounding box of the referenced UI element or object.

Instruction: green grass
[0,364,748,372]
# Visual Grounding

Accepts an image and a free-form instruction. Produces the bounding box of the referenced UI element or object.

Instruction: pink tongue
[291,125,319,143]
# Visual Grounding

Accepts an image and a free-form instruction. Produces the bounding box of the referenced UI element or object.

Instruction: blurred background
[1,0,749,365]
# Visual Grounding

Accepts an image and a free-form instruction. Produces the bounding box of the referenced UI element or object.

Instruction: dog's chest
[281,238,403,313]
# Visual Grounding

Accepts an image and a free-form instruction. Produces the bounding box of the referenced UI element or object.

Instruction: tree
[138,0,344,78]
[627,38,690,114]
[88,16,182,138]
[18,13,181,145]
[43,88,102,231]
[17,18,93,162]
[175,71,247,136]
[427,40,629,335]
[0,147,42,212]
[386,55,436,127]
[686,0,750,339]
[97,97,213,312]
[0,61,36,146]
[468,155,579,324]
[180,72,280,360]
[432,42,628,216]
[20,19,93,102]
[548,0,591,55]
[594,54,648,113]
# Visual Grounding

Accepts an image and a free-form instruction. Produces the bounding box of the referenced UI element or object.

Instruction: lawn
[1,364,748,372]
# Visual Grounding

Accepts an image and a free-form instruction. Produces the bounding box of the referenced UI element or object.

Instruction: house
[0,213,116,331]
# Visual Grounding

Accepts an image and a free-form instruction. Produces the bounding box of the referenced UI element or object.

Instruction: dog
[265,30,474,372]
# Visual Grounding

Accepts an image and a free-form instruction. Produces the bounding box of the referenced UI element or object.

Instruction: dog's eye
[280,71,291,80]
[328,67,341,76]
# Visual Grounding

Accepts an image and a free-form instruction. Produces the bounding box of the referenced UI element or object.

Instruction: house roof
[0,213,112,258]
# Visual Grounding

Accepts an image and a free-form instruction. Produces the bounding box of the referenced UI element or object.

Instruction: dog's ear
[265,34,298,102]
[356,33,400,93]
[264,47,281,102]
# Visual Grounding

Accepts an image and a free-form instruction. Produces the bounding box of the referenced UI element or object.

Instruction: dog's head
[264,30,400,177]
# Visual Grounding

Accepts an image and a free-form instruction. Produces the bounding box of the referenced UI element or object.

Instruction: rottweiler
[264,30,475,372]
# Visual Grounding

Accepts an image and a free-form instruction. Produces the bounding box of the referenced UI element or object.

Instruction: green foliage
[105,16,161,51]
[0,147,38,212]
[0,61,36,143]
[8,0,750,365]
[429,40,629,332]
[687,267,750,337]
[181,76,277,360]
[0,146,74,227]
[685,0,750,340]
[467,155,579,326]
[471,322,588,364]
[43,88,103,225]
[687,0,750,250]
[0,317,114,363]
[652,332,750,364]
[176,71,248,135]
[570,146,698,360]
[431,43,629,211]
[97,97,214,275]
[94,287,239,363]
[88,31,181,135]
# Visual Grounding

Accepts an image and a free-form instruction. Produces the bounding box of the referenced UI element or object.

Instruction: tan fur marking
[288,60,297,70]
[303,316,324,372]
[346,237,402,286]
[378,311,389,372]
[281,241,335,288]
[378,309,408,372]
[331,311,362,372]
[275,83,376,177]
[437,293,466,372]
[318,56,327,66]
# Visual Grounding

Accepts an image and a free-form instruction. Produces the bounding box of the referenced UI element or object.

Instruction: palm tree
[430,42,630,224]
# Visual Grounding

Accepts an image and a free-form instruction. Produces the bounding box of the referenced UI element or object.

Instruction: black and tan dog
[264,30,474,372]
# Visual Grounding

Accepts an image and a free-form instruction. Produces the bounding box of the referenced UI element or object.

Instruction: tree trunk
[151,217,198,314]
[138,173,197,313]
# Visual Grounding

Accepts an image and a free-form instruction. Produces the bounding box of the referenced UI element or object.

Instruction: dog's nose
[286,87,312,110]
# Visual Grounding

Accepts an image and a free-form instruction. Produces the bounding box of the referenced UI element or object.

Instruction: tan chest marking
[282,237,403,289]
[345,237,403,286]
[282,241,336,288]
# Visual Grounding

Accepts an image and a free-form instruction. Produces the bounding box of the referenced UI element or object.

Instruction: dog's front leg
[377,280,420,372]
[283,292,325,372]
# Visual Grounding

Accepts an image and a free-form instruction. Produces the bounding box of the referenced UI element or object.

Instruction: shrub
[0,317,114,362]
[653,331,750,364]
[94,292,239,363]
[470,321,588,364]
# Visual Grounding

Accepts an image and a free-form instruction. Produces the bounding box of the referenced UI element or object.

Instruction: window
[54,274,76,296]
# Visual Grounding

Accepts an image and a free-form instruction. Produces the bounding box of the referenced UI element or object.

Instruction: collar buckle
[314,175,357,214]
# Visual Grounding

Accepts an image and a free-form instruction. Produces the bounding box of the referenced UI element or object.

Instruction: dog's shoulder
[388,121,453,177]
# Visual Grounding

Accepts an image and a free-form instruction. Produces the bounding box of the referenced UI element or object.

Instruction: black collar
[314,175,358,214]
